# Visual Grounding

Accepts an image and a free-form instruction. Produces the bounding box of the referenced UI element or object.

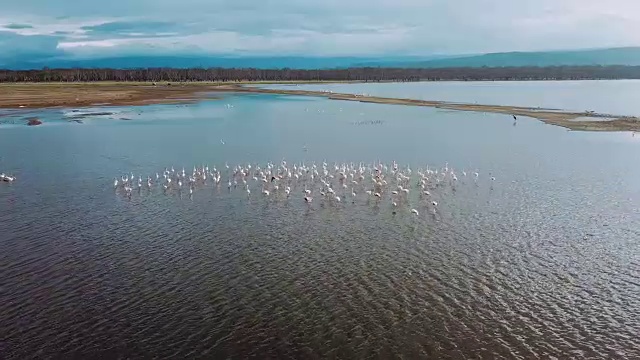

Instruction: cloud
[80,21,187,38]
[4,23,33,29]
[0,31,64,67]
[0,17,113,38]
[1,0,640,65]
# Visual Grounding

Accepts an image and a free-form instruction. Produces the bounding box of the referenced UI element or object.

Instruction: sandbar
[222,85,640,132]
[1,82,638,132]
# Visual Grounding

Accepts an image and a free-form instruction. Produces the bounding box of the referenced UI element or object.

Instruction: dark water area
[1,88,640,359]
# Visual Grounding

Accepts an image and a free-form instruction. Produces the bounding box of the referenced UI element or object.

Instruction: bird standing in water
[110,160,497,222]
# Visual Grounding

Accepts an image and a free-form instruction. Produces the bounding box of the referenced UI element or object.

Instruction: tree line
[2,65,640,82]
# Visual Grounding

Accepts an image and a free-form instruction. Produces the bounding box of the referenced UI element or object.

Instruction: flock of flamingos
[113,160,496,216]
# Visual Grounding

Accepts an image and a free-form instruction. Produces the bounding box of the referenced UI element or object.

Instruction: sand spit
[224,85,640,132]
[1,82,638,132]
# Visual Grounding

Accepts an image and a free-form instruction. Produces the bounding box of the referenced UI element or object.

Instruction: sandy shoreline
[1,82,638,132]
[0,82,227,109]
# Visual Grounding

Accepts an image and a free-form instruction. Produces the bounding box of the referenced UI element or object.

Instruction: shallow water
[1,88,640,359]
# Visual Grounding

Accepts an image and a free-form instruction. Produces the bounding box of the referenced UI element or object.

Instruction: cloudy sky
[2,0,640,64]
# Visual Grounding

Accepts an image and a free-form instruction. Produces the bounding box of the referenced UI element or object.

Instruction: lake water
[1,82,640,359]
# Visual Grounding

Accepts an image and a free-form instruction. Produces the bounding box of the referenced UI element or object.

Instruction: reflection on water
[1,89,640,358]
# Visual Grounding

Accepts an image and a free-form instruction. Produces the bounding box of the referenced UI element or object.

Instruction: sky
[1,0,640,65]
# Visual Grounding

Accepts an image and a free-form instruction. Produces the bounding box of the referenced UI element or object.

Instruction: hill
[4,47,640,70]
[2,55,434,70]
[397,47,640,68]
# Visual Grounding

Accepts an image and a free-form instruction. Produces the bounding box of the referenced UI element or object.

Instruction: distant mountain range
[4,47,640,70]
[2,55,440,70]
[389,47,640,68]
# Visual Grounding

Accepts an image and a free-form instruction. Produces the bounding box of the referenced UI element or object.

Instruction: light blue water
[1,87,640,359]
[266,80,640,116]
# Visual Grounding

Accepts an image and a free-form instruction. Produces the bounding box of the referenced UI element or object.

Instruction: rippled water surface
[1,86,640,359]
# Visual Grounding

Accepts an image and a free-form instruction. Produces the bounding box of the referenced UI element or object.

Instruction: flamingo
[1,174,15,182]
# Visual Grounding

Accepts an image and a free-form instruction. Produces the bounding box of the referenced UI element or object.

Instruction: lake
[1,81,640,359]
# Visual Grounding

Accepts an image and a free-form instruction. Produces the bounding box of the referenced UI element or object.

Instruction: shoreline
[1,82,638,132]
[0,82,230,109]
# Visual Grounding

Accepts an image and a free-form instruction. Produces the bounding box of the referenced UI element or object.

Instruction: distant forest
[2,65,640,82]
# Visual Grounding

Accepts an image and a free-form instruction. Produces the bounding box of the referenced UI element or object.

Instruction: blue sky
[1,0,640,64]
